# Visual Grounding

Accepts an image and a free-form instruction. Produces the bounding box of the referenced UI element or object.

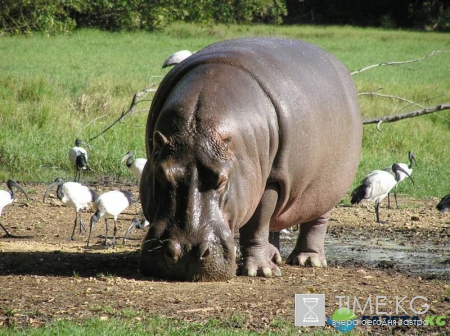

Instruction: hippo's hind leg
[239,184,282,277]
[286,211,329,267]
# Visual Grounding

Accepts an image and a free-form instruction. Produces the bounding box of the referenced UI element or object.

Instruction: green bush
[0,0,82,34]
[0,0,287,35]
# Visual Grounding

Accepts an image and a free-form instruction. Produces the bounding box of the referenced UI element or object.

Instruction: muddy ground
[0,181,449,335]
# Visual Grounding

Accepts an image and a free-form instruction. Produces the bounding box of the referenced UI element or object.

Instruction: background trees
[1,0,448,35]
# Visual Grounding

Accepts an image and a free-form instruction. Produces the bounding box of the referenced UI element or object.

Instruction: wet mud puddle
[279,231,450,279]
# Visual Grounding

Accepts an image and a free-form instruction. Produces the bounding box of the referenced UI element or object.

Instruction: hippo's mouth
[139,238,236,282]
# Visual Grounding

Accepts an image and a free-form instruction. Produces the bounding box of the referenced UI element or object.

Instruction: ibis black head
[121,151,134,166]
[408,151,416,168]
[6,179,29,202]
[75,139,92,150]
[43,177,65,203]
[392,163,414,185]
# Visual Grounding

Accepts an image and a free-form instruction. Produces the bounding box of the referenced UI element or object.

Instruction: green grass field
[1,23,449,199]
[0,315,345,335]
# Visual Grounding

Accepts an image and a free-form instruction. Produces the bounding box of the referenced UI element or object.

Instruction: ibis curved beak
[12,181,29,202]
[409,152,416,168]
[394,164,414,185]
[81,140,92,150]
[121,151,133,165]
[43,182,58,203]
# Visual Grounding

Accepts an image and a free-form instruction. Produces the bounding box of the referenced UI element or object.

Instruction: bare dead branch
[363,103,450,131]
[351,45,448,75]
[87,88,156,142]
[358,92,425,109]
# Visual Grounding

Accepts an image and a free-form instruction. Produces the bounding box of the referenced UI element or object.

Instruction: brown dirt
[0,182,449,334]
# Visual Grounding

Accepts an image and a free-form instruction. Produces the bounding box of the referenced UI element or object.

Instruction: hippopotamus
[139,37,362,281]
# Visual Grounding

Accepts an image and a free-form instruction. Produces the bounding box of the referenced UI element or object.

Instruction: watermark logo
[327,308,358,332]
[295,294,325,326]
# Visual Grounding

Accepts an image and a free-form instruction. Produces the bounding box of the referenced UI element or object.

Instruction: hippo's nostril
[165,240,182,262]
[199,245,211,260]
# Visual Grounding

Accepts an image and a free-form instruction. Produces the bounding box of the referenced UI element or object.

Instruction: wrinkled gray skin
[139,37,362,281]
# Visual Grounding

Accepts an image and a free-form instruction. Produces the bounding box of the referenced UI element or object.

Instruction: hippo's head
[139,126,237,281]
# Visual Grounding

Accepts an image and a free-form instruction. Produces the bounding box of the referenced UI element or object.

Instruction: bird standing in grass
[351,163,414,223]
[43,177,98,240]
[0,180,29,237]
[123,208,149,245]
[120,151,147,181]
[384,151,416,208]
[68,139,92,182]
[162,50,192,68]
[87,190,135,247]
[436,194,450,213]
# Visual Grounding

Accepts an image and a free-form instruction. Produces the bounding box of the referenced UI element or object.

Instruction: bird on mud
[162,50,193,68]
[123,208,149,245]
[384,151,416,208]
[120,151,147,181]
[43,177,98,240]
[0,180,29,237]
[87,190,136,247]
[351,163,414,223]
[68,139,92,182]
[436,194,450,213]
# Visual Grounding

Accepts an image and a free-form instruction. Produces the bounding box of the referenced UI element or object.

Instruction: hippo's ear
[154,131,169,149]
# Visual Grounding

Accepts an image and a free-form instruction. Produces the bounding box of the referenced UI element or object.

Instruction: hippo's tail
[350,185,366,205]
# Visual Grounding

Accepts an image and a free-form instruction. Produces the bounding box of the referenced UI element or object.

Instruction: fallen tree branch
[351,46,448,75]
[363,103,450,131]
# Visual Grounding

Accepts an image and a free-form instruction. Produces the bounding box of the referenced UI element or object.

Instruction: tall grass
[0,24,449,198]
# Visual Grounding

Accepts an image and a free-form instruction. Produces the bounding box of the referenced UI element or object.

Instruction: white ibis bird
[43,177,98,240]
[384,151,416,208]
[68,138,92,182]
[436,194,450,213]
[120,151,147,181]
[87,190,136,247]
[162,50,192,68]
[351,163,414,223]
[0,180,29,237]
[123,208,149,245]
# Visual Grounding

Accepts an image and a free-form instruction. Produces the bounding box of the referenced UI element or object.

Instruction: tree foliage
[0,0,287,35]
[1,0,448,35]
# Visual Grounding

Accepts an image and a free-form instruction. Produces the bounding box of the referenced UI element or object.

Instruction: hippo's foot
[286,250,327,267]
[287,212,330,268]
[239,243,282,277]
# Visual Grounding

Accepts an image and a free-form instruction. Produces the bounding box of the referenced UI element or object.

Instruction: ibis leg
[394,186,399,208]
[71,212,78,240]
[0,222,14,238]
[113,219,118,246]
[104,219,109,245]
[79,213,86,234]
[375,202,381,223]
[87,218,96,247]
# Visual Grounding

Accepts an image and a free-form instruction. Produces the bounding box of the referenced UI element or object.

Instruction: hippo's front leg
[286,212,330,267]
[239,184,282,277]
